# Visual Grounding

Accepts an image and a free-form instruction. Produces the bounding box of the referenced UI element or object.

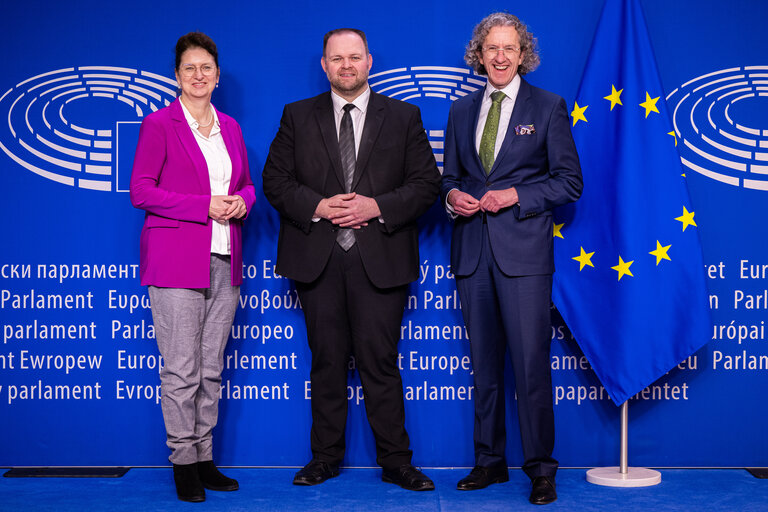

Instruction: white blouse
[180,100,233,255]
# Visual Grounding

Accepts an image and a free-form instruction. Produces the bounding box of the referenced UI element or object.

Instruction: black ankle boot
[197,460,239,491]
[173,463,205,502]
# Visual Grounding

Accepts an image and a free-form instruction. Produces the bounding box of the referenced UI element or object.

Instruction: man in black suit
[262,28,439,491]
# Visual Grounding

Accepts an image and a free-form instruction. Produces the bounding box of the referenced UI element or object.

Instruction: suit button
[485,182,491,188]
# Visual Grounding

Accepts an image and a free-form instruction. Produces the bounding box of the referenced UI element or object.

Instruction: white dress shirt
[446,74,522,213]
[180,99,233,255]
[313,87,383,223]
[330,86,370,155]
[474,73,522,158]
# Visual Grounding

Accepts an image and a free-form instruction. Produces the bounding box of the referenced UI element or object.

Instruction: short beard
[330,75,368,98]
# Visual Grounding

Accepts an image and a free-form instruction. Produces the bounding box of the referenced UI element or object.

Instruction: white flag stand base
[586,401,662,487]
[586,466,661,487]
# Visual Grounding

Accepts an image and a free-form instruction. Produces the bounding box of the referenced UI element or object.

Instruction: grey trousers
[148,254,239,465]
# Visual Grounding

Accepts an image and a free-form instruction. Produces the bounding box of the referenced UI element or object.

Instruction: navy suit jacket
[441,78,583,277]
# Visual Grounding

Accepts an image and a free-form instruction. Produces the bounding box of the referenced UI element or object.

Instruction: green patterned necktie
[479,90,506,174]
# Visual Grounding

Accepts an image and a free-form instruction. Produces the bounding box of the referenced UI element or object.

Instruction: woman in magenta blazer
[130,32,255,503]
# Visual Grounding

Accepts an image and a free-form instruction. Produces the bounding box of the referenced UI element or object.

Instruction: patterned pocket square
[515,124,536,135]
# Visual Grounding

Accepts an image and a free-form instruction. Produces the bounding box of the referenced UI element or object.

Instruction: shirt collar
[484,73,521,102]
[330,85,370,116]
[179,99,220,134]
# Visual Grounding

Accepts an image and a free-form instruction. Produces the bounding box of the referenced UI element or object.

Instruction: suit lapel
[468,90,485,175]
[314,93,346,190]
[217,109,241,193]
[489,79,532,177]
[170,99,210,193]
[352,91,385,190]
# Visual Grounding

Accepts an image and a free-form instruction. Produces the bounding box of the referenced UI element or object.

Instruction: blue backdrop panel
[0,0,766,467]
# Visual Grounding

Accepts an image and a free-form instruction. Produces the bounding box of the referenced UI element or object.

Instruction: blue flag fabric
[552,0,711,405]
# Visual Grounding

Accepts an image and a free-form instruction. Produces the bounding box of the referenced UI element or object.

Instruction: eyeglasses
[179,64,217,77]
[482,46,521,57]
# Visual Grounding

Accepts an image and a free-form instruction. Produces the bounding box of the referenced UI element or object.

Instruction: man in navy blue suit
[441,13,582,505]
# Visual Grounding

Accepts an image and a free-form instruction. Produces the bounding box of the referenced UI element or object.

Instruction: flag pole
[586,401,662,487]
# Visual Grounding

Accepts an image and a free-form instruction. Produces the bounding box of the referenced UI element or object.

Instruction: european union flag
[552,0,711,405]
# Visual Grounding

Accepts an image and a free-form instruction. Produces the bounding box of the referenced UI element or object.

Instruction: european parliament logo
[667,65,768,192]
[370,65,485,173]
[0,66,176,192]
[3,64,479,190]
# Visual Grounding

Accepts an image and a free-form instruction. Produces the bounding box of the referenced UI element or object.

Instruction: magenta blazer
[130,99,256,288]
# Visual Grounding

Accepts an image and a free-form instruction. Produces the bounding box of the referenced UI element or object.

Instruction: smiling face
[321,31,372,101]
[477,25,524,90]
[175,47,219,102]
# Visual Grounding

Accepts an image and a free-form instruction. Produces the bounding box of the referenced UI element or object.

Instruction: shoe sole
[381,475,435,491]
[177,494,205,502]
[530,495,557,505]
[293,470,340,486]
[456,474,510,491]
[202,483,239,491]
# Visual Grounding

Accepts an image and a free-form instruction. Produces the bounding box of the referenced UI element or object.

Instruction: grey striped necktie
[337,103,356,251]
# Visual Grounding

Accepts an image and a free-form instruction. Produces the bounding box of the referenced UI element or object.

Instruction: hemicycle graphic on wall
[667,65,768,191]
[0,66,176,192]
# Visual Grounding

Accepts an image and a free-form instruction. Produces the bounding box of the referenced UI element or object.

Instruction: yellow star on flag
[649,240,672,265]
[668,131,684,175]
[611,256,634,281]
[571,101,588,126]
[553,223,564,239]
[675,206,697,231]
[572,247,595,271]
[668,130,677,146]
[640,92,660,118]
[604,85,623,110]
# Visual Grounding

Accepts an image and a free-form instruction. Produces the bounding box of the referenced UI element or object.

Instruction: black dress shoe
[456,465,509,490]
[529,476,557,505]
[382,464,435,491]
[197,460,239,491]
[293,460,340,486]
[173,463,205,502]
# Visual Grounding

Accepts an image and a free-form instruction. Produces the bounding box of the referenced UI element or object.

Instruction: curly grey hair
[464,13,540,76]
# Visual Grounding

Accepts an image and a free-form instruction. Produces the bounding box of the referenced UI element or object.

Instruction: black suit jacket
[263,91,440,289]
